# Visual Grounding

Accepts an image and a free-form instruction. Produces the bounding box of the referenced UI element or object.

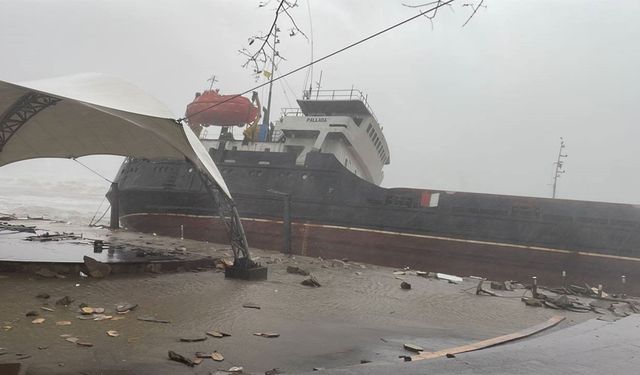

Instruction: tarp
[0,73,231,199]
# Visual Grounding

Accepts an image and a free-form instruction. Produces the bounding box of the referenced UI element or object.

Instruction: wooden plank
[412,315,565,361]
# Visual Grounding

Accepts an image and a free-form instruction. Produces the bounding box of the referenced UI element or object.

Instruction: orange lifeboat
[185,90,259,127]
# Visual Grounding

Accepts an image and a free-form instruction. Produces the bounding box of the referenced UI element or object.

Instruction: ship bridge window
[366,123,373,132]
[353,117,363,126]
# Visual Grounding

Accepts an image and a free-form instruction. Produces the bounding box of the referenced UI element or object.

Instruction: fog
[1,0,638,203]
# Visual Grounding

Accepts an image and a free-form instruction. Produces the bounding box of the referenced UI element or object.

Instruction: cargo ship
[108,88,640,292]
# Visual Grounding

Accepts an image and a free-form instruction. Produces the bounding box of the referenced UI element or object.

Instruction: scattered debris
[36,292,50,299]
[265,368,282,375]
[360,359,372,364]
[106,330,120,337]
[65,337,79,344]
[56,321,72,326]
[31,318,45,324]
[400,281,412,290]
[490,281,514,291]
[27,232,79,241]
[253,332,280,338]
[56,296,74,306]
[168,350,195,367]
[40,306,54,312]
[521,297,544,307]
[301,276,321,287]
[137,316,171,324]
[398,355,412,362]
[93,315,113,321]
[206,330,231,338]
[227,366,244,373]
[77,341,93,347]
[82,256,112,278]
[446,353,456,358]
[403,343,424,353]
[416,271,428,277]
[475,279,499,297]
[393,271,406,275]
[26,310,39,317]
[94,307,105,314]
[179,336,207,342]
[286,266,310,276]
[436,273,463,284]
[0,222,35,233]
[242,303,261,309]
[192,357,203,365]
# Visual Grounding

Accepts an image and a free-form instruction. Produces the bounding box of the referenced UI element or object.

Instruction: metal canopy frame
[0,92,61,151]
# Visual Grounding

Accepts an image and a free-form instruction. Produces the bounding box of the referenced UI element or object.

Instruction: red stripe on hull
[121,214,640,294]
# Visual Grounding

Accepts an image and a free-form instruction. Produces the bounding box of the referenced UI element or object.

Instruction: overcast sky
[0,0,638,204]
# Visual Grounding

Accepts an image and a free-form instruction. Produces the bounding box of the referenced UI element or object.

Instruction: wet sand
[1,222,599,374]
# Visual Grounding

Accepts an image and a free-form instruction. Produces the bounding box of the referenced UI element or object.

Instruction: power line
[178,0,455,123]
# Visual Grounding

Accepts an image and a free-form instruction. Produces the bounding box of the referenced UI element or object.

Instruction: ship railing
[281,108,305,117]
[301,88,377,119]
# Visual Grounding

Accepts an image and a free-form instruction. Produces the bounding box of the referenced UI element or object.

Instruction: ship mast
[552,137,568,199]
[263,24,279,131]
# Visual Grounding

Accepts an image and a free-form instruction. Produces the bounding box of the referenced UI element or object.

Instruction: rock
[446,353,456,358]
[192,358,203,365]
[400,281,411,290]
[301,276,322,287]
[106,330,120,337]
[83,256,111,278]
[168,350,194,367]
[179,336,207,342]
[36,293,50,299]
[93,307,105,314]
[211,351,224,362]
[55,296,74,306]
[403,343,424,353]
[31,318,45,324]
[286,266,310,276]
[35,268,58,278]
[81,307,94,315]
[116,303,138,313]
[26,310,39,317]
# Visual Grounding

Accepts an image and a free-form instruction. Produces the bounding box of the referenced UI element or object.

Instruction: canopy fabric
[0,73,231,199]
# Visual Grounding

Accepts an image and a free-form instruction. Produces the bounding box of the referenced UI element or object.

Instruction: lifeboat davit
[185,90,259,127]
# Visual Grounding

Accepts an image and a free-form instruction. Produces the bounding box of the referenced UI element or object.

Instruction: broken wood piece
[168,350,194,367]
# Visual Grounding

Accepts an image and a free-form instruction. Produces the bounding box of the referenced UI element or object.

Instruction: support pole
[283,193,291,256]
[109,182,120,230]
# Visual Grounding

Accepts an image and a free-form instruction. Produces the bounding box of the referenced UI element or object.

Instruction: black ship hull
[109,149,640,292]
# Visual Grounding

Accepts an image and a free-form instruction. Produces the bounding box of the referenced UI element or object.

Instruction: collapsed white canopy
[0,73,231,199]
